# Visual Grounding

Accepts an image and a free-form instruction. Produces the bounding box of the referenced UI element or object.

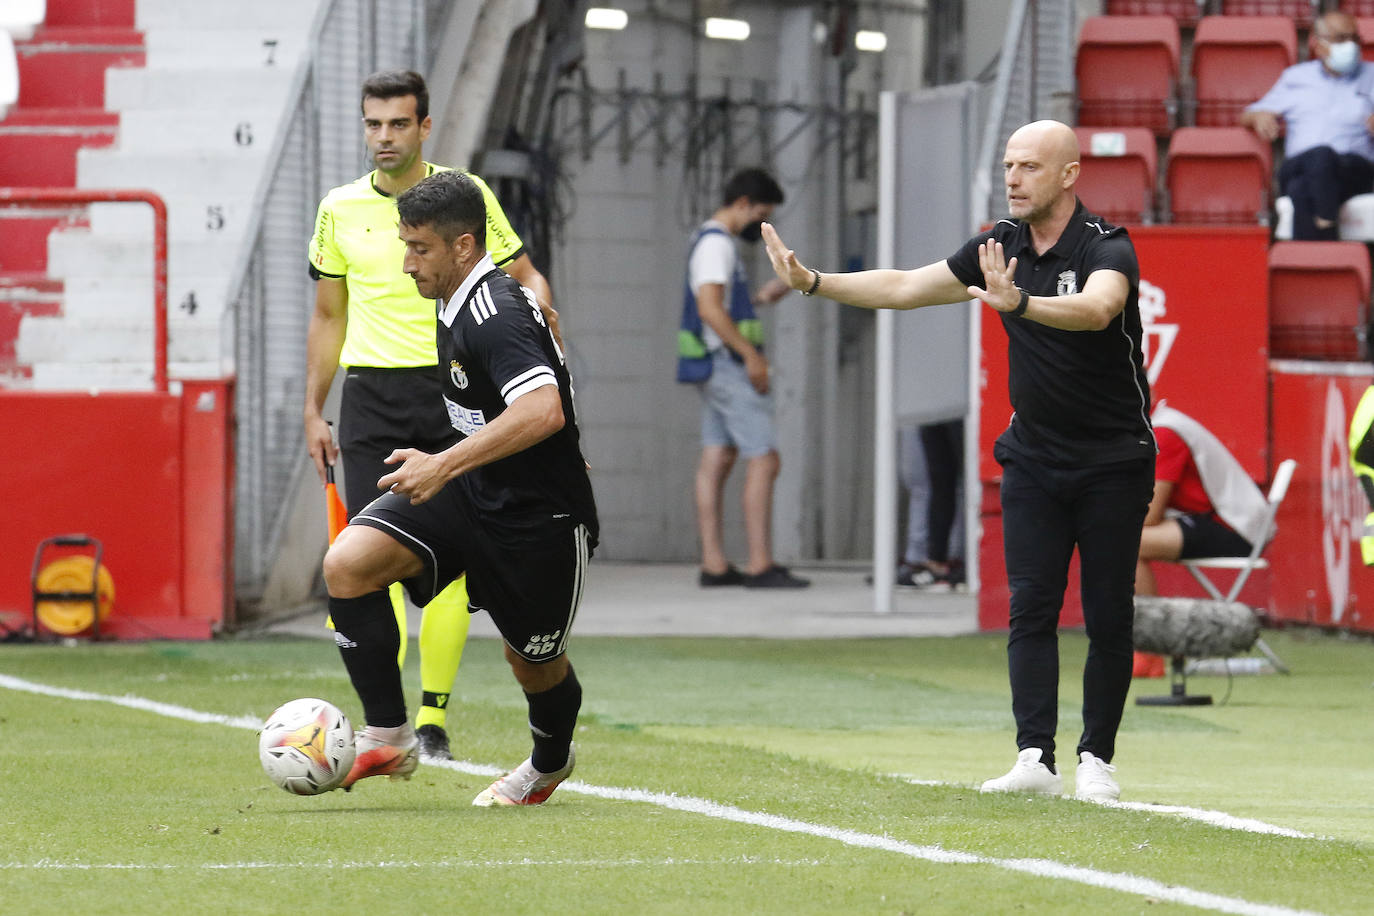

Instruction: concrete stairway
[0,0,137,383]
[16,0,318,389]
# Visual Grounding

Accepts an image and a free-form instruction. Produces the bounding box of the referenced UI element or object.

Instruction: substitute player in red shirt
[1135,404,1269,675]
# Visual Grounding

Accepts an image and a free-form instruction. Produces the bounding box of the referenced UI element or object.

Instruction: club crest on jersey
[1057,270,1078,296]
[449,359,468,389]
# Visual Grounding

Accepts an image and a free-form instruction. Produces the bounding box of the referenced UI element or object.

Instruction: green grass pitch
[1,630,1371,914]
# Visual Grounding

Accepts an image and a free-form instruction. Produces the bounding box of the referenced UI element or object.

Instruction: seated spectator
[1240,10,1374,240]
[1134,405,1270,676]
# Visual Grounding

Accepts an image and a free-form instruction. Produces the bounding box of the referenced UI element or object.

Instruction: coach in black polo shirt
[762,119,1154,804]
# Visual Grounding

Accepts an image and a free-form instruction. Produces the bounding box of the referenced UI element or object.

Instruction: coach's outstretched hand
[966,239,1022,314]
[761,223,813,293]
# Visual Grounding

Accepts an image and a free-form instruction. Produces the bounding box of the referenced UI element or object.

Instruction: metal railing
[972,0,1078,229]
[225,0,448,599]
[0,187,168,391]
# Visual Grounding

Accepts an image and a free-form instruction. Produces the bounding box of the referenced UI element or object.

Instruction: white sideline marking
[2,856,827,870]
[892,776,1314,839]
[0,674,1326,916]
[0,673,262,730]
[1109,801,1314,839]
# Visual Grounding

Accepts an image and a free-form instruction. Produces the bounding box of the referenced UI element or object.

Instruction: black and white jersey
[435,254,598,549]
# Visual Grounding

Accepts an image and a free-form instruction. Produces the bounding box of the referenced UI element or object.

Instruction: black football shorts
[1177,511,1253,560]
[352,485,590,662]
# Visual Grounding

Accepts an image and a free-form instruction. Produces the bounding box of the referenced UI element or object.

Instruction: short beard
[1012,196,1054,225]
[373,150,415,176]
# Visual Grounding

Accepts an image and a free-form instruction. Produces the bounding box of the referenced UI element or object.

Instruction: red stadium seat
[1073,127,1158,224]
[1076,16,1180,136]
[1269,241,1372,360]
[1358,17,1374,61]
[1192,16,1296,127]
[1220,0,1318,30]
[1165,127,1274,224]
[1346,1,1374,18]
[1105,0,1205,27]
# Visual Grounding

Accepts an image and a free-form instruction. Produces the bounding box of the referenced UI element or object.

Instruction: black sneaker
[743,565,811,589]
[699,565,747,587]
[896,562,941,589]
[415,724,452,761]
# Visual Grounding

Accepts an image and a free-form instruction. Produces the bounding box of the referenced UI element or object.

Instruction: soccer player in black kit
[762,120,1154,803]
[322,170,597,806]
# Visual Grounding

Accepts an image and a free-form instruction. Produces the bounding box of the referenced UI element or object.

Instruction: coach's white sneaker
[1074,751,1120,803]
[980,748,1062,795]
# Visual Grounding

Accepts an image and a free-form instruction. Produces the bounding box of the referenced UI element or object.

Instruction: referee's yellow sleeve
[308,195,346,277]
[468,170,525,267]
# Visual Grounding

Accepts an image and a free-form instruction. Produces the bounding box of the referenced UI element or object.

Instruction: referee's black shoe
[416,724,452,761]
[743,565,811,589]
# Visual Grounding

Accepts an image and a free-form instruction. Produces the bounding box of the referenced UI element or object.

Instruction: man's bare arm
[378,385,565,504]
[762,222,970,310]
[697,281,768,394]
[303,276,348,482]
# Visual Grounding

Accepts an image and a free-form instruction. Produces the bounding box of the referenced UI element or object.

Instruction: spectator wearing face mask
[678,168,810,590]
[1241,11,1374,240]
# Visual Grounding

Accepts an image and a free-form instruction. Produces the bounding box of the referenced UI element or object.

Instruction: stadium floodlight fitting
[704,17,750,41]
[585,7,628,30]
[855,30,887,53]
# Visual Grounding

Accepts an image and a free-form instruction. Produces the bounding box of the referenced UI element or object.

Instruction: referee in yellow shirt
[304,69,559,761]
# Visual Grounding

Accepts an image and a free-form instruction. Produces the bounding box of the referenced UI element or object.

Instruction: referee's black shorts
[337,366,459,517]
[353,485,592,663]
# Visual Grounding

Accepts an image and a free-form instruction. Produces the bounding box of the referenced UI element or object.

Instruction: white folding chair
[1180,458,1297,673]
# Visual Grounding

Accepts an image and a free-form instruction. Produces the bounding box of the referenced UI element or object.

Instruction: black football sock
[526,664,581,773]
[330,591,406,728]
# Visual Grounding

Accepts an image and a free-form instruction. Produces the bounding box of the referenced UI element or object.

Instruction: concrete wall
[534,1,932,562]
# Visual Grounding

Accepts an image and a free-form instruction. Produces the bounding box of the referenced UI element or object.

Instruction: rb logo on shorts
[524,630,563,656]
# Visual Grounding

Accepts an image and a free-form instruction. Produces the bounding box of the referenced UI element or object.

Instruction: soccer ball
[258,698,356,795]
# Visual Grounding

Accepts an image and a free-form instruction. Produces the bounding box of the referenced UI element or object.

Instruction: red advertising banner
[1269,366,1374,632]
[979,226,1271,482]
[0,382,234,639]
[978,227,1272,629]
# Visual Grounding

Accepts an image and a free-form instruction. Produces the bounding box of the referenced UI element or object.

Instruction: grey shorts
[699,350,777,458]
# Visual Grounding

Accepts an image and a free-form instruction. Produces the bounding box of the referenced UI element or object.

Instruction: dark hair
[360,69,429,120]
[396,170,486,246]
[722,168,784,207]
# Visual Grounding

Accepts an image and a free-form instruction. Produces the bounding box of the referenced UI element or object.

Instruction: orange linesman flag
[325,464,348,543]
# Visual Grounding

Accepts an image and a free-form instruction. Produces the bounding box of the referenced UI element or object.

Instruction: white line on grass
[2,856,829,870]
[0,673,1326,916]
[0,673,263,730]
[892,775,1314,839]
[0,672,1312,840]
[1109,801,1315,838]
